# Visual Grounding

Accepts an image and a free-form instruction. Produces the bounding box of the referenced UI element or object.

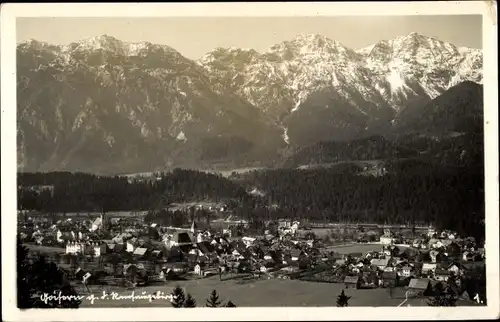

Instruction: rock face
[17,33,482,174]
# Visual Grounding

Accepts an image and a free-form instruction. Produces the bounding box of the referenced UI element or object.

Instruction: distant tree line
[18,169,249,213]
[243,158,484,241]
[283,135,418,168]
[18,157,484,241]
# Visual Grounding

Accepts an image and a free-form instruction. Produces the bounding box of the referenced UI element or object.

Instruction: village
[18,204,486,307]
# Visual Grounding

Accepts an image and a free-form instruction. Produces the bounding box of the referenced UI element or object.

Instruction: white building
[429,250,440,263]
[241,236,256,247]
[194,263,205,276]
[66,241,86,254]
[448,264,462,276]
[428,238,444,249]
[421,263,437,275]
[380,236,395,245]
[90,242,107,257]
[56,230,63,243]
[91,216,103,232]
[126,238,138,253]
[398,266,413,277]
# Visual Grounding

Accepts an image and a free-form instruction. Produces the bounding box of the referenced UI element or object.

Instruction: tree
[304,232,317,241]
[17,239,82,308]
[225,300,237,307]
[434,282,445,295]
[206,289,222,307]
[170,285,186,308]
[446,272,460,295]
[336,289,351,307]
[427,294,458,306]
[184,293,197,308]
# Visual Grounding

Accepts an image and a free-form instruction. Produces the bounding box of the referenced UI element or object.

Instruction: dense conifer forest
[18,149,485,242]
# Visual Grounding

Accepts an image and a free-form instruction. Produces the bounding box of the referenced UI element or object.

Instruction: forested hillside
[18,156,485,242]
[18,169,249,213]
[282,135,418,168]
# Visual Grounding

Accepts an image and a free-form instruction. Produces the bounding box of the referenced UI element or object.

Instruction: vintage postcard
[1,1,498,321]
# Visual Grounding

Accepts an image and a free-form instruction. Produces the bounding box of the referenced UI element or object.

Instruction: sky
[17,16,482,60]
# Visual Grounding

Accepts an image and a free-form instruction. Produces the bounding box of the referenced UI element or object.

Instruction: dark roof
[413,262,423,270]
[308,248,321,256]
[435,268,450,276]
[172,231,193,244]
[114,243,124,252]
[196,241,214,254]
[382,271,398,280]
[408,278,431,290]
[151,250,163,257]
[178,244,193,254]
[173,262,188,268]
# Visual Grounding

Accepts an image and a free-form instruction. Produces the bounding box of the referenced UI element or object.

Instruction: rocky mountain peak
[17,32,483,173]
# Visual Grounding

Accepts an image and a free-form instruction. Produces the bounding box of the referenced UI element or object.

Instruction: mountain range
[16,32,483,174]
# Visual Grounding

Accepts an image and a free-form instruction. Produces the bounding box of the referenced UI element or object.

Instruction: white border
[1,2,498,321]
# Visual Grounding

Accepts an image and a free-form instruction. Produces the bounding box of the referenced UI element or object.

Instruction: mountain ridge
[17,32,483,174]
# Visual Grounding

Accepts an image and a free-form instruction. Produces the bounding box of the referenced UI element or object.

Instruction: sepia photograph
[1,2,498,321]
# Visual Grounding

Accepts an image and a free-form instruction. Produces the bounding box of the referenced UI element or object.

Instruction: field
[323,243,386,254]
[201,167,265,178]
[25,244,65,254]
[76,276,478,308]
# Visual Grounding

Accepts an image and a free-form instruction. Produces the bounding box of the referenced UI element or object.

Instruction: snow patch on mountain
[176,131,187,142]
[198,32,482,119]
[282,126,290,145]
[387,69,406,92]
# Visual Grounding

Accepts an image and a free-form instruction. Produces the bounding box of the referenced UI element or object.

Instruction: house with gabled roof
[434,268,450,282]
[421,263,437,275]
[133,247,148,259]
[447,263,464,276]
[408,278,433,295]
[397,265,414,278]
[429,238,445,249]
[381,271,399,287]
[462,251,474,262]
[126,237,138,253]
[289,248,305,262]
[371,258,390,270]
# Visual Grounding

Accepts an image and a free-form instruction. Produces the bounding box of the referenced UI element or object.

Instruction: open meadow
[322,243,392,254]
[76,276,478,308]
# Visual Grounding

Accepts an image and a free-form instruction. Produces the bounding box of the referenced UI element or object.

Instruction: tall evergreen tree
[427,294,458,307]
[184,293,197,308]
[17,239,82,308]
[206,289,222,307]
[170,285,186,308]
[336,289,351,307]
